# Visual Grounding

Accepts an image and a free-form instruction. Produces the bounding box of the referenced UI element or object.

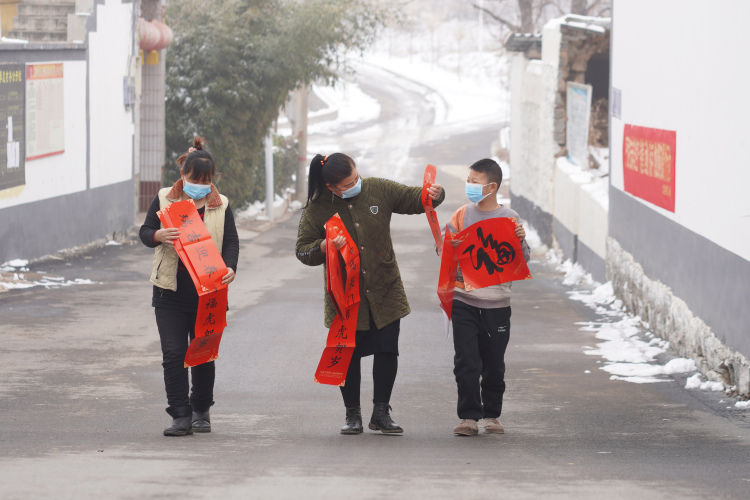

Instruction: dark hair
[306,152,355,205]
[469,158,502,187]
[177,136,215,183]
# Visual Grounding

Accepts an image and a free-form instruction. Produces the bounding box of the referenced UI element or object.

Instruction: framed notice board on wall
[26,63,65,161]
[0,63,25,192]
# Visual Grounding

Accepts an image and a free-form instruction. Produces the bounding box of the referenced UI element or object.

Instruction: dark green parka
[295,177,445,331]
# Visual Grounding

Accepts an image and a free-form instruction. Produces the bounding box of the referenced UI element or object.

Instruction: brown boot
[481,418,505,434]
[453,419,478,436]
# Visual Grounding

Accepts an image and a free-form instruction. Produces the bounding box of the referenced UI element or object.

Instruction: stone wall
[607,237,750,396]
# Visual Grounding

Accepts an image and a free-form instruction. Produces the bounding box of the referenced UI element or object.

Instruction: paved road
[1,65,748,499]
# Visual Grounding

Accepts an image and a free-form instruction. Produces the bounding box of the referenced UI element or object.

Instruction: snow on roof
[544,14,610,35]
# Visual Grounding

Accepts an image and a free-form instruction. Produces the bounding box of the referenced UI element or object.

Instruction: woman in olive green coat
[296,152,444,435]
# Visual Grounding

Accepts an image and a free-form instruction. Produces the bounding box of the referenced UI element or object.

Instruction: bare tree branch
[472,3,521,32]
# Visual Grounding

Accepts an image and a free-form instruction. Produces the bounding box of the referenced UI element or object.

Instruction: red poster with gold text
[315,214,360,386]
[455,218,531,290]
[158,200,229,367]
[622,124,676,212]
[422,164,443,254]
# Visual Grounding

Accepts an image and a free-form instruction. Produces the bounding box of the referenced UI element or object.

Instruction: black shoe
[192,409,211,433]
[340,406,363,435]
[164,416,193,436]
[368,403,403,434]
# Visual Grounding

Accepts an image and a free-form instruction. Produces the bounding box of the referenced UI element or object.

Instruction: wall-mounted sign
[623,124,676,212]
[566,82,593,167]
[0,64,25,192]
[26,63,65,161]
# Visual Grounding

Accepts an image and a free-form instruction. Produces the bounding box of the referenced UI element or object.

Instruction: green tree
[164,0,385,209]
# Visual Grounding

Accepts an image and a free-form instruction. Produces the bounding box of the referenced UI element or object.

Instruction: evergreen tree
[165,0,384,208]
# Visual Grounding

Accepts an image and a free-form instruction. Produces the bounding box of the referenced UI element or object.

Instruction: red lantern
[152,20,174,51]
[139,18,160,51]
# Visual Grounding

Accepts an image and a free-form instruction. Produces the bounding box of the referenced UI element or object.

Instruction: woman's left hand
[427,183,443,200]
[222,268,236,285]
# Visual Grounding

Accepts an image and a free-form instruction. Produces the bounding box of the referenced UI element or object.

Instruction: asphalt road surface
[1,64,748,499]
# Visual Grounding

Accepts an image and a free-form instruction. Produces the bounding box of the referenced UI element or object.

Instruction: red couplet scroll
[422,164,443,255]
[158,200,229,367]
[315,214,360,386]
[437,226,457,319]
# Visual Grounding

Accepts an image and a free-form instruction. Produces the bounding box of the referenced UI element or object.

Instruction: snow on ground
[0,259,100,292]
[307,81,381,135]
[364,49,508,126]
[525,236,743,402]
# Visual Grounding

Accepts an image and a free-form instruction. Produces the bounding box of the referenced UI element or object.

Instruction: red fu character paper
[315,214,360,386]
[422,164,443,254]
[455,218,531,290]
[158,199,229,367]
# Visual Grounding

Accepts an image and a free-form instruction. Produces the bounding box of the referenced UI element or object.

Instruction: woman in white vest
[139,137,239,436]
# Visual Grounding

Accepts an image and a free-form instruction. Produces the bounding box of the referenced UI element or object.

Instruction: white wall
[88,0,134,189]
[509,48,558,214]
[0,60,87,209]
[611,0,750,260]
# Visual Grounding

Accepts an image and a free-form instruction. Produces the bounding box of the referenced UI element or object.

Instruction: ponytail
[305,152,355,206]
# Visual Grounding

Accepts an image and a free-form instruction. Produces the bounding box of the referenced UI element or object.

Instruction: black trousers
[451,300,511,420]
[155,307,215,417]
[340,320,400,408]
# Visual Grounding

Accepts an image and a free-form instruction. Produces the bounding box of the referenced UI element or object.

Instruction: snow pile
[1,259,29,272]
[558,259,594,287]
[553,255,713,386]
[684,373,725,392]
[735,400,750,409]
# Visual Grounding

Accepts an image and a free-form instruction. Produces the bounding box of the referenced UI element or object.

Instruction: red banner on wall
[622,124,676,212]
[315,214,360,386]
[422,164,443,254]
[158,200,229,367]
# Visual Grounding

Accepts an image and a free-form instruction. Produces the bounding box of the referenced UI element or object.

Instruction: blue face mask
[465,182,491,203]
[340,177,362,199]
[183,179,211,200]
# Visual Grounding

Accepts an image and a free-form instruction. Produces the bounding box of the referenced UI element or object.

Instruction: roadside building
[0,0,170,263]
[506,3,749,395]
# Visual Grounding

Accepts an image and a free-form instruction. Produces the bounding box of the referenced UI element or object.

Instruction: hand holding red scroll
[158,200,229,367]
[422,164,443,255]
[315,214,360,386]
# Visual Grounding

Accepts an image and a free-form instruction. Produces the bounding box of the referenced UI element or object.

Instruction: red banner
[158,200,229,367]
[622,124,676,212]
[437,226,457,319]
[315,214,360,386]
[455,218,532,289]
[422,164,443,254]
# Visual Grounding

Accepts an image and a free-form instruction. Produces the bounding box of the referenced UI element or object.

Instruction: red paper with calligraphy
[622,124,676,212]
[315,214,360,386]
[437,226,457,319]
[455,218,532,289]
[422,164,443,254]
[158,199,229,367]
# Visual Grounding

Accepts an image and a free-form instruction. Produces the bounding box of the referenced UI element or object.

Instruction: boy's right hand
[450,236,465,248]
[155,228,180,246]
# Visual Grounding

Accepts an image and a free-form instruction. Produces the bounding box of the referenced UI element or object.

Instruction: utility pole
[295,84,309,203]
[264,131,274,220]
